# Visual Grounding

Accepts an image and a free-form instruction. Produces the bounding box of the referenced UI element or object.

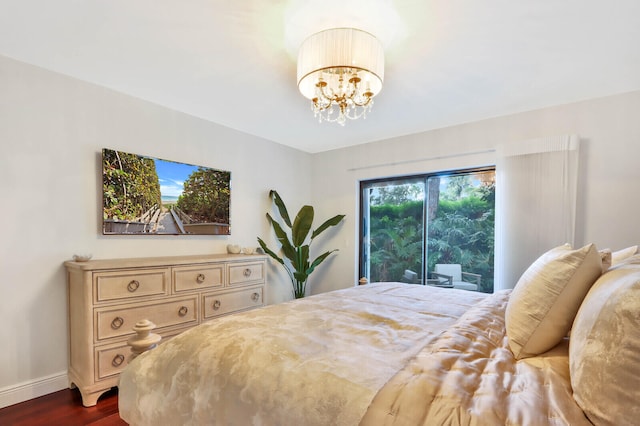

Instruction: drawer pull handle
[111,316,124,329]
[212,300,221,310]
[178,306,189,316]
[112,354,125,367]
[251,292,260,302]
[196,273,206,283]
[243,268,252,277]
[127,280,140,292]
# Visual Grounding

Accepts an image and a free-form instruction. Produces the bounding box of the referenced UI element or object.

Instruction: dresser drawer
[94,268,169,303]
[95,343,130,380]
[173,264,224,292]
[203,287,263,319]
[95,296,198,341]
[227,261,264,286]
[95,329,186,380]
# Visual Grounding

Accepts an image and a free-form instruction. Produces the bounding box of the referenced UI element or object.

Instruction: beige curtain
[494,135,580,290]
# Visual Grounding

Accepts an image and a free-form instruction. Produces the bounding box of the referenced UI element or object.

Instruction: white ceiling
[1,1,639,153]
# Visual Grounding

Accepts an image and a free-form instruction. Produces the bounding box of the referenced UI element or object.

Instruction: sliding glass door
[360,168,496,292]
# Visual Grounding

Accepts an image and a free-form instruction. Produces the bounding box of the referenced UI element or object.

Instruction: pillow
[505,243,602,359]
[570,264,640,426]
[611,245,639,265]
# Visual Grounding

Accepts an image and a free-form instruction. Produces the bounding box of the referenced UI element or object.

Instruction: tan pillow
[611,245,639,265]
[570,264,640,426]
[613,252,640,267]
[505,243,602,359]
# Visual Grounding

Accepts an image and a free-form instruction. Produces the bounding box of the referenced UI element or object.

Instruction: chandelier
[297,28,385,125]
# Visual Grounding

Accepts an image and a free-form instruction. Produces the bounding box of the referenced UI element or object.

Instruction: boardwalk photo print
[102,148,230,235]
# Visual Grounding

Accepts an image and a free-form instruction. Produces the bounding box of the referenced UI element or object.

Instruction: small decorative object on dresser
[72,253,92,262]
[64,253,267,407]
[226,244,241,254]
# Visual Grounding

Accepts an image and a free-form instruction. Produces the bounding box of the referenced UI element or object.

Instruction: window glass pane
[360,168,495,292]
[362,178,425,283]
[426,170,495,292]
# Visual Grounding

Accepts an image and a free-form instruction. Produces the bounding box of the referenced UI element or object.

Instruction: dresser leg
[78,387,111,407]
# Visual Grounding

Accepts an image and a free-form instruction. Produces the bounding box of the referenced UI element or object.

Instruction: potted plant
[257,190,345,298]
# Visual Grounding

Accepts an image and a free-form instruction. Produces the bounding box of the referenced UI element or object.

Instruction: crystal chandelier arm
[316,81,335,103]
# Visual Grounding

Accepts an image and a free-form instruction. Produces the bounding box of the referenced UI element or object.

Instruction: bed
[118,244,640,426]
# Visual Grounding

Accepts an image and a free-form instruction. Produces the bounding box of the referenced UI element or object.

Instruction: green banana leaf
[258,190,344,298]
[292,205,314,247]
[269,189,292,228]
[312,214,346,240]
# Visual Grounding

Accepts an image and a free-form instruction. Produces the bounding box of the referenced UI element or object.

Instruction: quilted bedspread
[359,290,591,426]
[118,282,487,425]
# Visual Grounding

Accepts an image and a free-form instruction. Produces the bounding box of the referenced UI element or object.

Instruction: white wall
[0,55,310,406]
[310,91,640,294]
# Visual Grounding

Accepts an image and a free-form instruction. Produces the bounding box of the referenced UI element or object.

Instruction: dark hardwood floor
[0,387,126,426]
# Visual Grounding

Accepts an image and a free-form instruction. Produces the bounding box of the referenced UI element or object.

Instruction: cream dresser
[64,253,267,406]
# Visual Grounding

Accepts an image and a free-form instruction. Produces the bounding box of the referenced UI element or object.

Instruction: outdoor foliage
[103,150,161,220]
[369,178,495,293]
[369,201,424,283]
[427,185,495,293]
[176,167,231,224]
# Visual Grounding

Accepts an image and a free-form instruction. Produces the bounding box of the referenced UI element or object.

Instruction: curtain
[494,135,580,291]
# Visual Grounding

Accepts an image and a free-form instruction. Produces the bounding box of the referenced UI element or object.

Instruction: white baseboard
[0,371,68,409]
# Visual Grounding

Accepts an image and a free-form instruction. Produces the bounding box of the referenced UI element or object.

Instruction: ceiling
[1,1,639,153]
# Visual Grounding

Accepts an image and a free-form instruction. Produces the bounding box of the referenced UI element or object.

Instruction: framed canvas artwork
[102,148,231,235]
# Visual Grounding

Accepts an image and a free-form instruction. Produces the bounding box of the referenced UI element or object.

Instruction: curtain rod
[347,149,496,172]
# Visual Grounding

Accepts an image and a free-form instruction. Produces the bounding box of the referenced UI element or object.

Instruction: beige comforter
[119,282,588,425]
[119,282,486,425]
[360,290,591,426]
